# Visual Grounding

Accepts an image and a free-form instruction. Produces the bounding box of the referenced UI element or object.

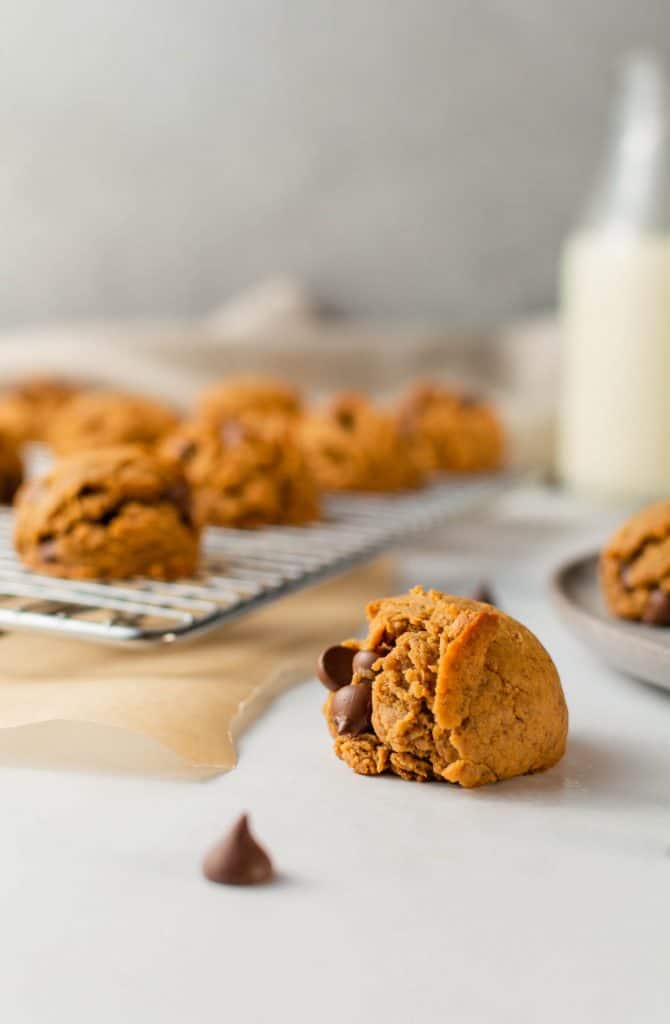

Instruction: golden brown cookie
[0,429,23,503]
[14,446,199,580]
[0,376,81,443]
[299,392,424,492]
[160,417,320,528]
[397,381,504,473]
[600,501,670,624]
[198,375,301,426]
[318,586,568,788]
[48,391,179,454]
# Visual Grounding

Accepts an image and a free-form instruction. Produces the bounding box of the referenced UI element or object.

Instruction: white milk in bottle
[559,55,670,499]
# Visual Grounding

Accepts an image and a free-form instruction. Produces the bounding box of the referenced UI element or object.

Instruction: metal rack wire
[0,475,507,645]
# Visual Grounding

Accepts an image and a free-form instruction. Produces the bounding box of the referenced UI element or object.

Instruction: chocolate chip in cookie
[642,588,670,626]
[317,645,355,690]
[330,682,373,736]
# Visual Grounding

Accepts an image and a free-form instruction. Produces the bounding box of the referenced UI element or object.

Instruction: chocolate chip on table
[642,588,670,626]
[317,645,355,691]
[202,814,274,886]
[330,682,373,736]
[470,582,496,605]
[352,649,378,673]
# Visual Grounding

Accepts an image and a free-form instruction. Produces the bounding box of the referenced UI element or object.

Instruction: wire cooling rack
[0,475,509,646]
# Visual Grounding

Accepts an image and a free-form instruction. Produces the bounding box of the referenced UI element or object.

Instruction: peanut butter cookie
[299,392,424,492]
[160,417,320,528]
[397,381,504,474]
[0,376,80,442]
[14,446,199,580]
[0,429,23,502]
[318,586,568,787]
[601,501,670,624]
[48,391,179,454]
[198,375,301,426]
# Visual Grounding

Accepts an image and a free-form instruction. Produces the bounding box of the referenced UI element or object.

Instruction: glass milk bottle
[558,54,670,499]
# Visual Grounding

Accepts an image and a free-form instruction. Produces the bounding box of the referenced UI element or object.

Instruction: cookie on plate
[48,391,179,454]
[14,445,199,580]
[0,376,81,443]
[0,429,23,502]
[160,417,320,528]
[197,375,301,426]
[318,586,568,787]
[600,501,670,625]
[299,392,424,492]
[397,381,504,474]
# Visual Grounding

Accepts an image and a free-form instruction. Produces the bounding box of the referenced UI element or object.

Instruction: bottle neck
[582,55,670,234]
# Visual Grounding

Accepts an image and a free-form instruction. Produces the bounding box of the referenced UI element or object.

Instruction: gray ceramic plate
[550,552,670,693]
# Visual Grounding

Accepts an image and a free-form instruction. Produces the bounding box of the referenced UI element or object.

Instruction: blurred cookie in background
[48,391,180,455]
[601,501,670,626]
[197,375,301,427]
[396,381,504,474]
[0,376,81,443]
[299,391,424,492]
[160,415,320,528]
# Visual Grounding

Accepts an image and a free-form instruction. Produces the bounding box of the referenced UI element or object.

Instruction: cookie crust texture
[397,382,504,474]
[14,445,200,580]
[160,417,320,528]
[601,500,670,621]
[197,375,301,426]
[324,587,568,788]
[299,392,424,492]
[0,376,80,443]
[48,391,179,454]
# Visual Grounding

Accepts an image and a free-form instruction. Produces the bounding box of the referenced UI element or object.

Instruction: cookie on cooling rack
[396,381,504,474]
[14,445,200,580]
[298,392,424,492]
[601,500,670,625]
[197,375,301,427]
[318,586,568,787]
[0,428,23,503]
[0,376,81,443]
[47,391,179,454]
[159,416,320,528]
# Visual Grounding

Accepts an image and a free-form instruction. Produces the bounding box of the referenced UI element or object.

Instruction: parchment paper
[0,559,393,778]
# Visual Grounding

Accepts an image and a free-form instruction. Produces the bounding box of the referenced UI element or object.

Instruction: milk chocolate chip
[317,645,355,691]
[202,814,274,886]
[642,588,670,626]
[471,582,496,605]
[352,649,378,673]
[330,682,373,736]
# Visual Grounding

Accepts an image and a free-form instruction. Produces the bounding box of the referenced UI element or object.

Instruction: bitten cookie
[600,501,670,625]
[0,376,80,443]
[48,391,179,454]
[14,446,200,580]
[160,417,320,528]
[299,392,424,492]
[0,429,23,503]
[198,375,301,426]
[318,586,568,788]
[397,381,504,474]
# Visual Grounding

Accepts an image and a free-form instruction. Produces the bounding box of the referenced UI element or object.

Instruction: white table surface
[2,488,669,1024]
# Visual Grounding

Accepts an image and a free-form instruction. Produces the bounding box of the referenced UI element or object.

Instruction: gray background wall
[0,1,668,329]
